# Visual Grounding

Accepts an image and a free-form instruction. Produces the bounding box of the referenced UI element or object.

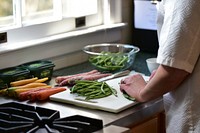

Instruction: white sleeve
[157,0,200,73]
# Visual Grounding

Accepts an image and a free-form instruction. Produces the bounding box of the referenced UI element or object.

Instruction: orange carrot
[7,83,50,98]
[35,87,66,101]
[16,86,51,98]
[28,92,38,101]
[19,87,50,101]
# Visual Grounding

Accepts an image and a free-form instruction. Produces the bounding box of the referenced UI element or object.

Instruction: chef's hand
[120,74,147,101]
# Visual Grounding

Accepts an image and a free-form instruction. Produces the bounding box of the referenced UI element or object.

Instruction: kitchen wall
[0,0,134,70]
[0,28,123,70]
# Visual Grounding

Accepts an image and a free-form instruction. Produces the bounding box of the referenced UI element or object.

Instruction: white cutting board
[50,72,149,113]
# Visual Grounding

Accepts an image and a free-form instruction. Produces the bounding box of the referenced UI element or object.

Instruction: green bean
[77,89,95,94]
[70,80,117,100]
[86,91,112,100]
[122,92,135,101]
[100,82,105,94]
[84,89,101,95]
[75,80,98,84]
[110,88,118,97]
[86,91,103,97]
[89,52,128,71]
[70,85,79,93]
[118,56,128,66]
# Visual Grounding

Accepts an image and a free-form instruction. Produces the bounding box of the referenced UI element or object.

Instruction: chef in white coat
[120,0,200,132]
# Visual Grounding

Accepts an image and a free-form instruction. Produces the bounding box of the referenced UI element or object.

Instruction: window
[0,0,101,31]
[21,0,62,26]
[0,0,122,44]
[0,0,62,31]
[0,0,17,31]
[62,0,98,18]
[0,0,123,70]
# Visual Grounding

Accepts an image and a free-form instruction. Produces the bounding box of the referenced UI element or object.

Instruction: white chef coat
[156,0,200,133]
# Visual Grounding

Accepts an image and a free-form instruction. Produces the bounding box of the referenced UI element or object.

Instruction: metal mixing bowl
[82,43,140,72]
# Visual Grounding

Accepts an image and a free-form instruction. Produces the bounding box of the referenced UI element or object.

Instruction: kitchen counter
[0,51,164,133]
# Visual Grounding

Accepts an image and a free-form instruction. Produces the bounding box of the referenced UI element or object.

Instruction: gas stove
[0,102,103,133]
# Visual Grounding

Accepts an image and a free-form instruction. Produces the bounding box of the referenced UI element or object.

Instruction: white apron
[156,0,200,133]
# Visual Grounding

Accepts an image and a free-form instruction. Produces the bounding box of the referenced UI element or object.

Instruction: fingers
[119,74,146,92]
[120,77,132,92]
[119,74,147,102]
[120,75,133,84]
[120,74,143,84]
[119,83,128,92]
[120,79,125,84]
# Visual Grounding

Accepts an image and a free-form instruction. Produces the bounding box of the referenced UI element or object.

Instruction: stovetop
[0,102,103,133]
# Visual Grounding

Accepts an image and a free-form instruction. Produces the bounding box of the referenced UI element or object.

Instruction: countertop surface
[0,51,163,133]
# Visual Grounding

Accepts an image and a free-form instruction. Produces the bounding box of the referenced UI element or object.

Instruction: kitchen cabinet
[129,111,165,133]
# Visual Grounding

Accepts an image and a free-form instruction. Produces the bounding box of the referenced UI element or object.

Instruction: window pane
[23,0,53,17]
[0,0,13,16]
[0,0,14,26]
[22,0,61,25]
[62,0,98,18]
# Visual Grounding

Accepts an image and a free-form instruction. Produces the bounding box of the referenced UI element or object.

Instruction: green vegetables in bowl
[83,43,140,72]
[89,52,129,72]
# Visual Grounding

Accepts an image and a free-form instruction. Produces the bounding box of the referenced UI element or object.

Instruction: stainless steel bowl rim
[82,43,140,56]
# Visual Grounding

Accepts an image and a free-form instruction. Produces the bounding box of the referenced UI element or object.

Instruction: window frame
[0,0,122,48]
[0,0,21,31]
[0,0,124,70]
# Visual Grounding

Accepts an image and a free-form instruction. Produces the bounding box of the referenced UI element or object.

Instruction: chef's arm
[138,65,190,102]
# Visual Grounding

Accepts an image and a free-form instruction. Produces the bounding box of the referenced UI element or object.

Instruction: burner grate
[0,102,103,133]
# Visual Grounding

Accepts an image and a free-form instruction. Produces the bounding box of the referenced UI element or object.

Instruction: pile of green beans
[89,52,128,71]
[70,80,117,100]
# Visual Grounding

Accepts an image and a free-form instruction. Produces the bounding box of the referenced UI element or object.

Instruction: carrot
[6,83,48,97]
[14,82,48,89]
[14,85,52,98]
[34,77,49,83]
[18,87,51,101]
[27,92,38,101]
[0,89,8,95]
[35,87,66,101]
[10,77,38,87]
